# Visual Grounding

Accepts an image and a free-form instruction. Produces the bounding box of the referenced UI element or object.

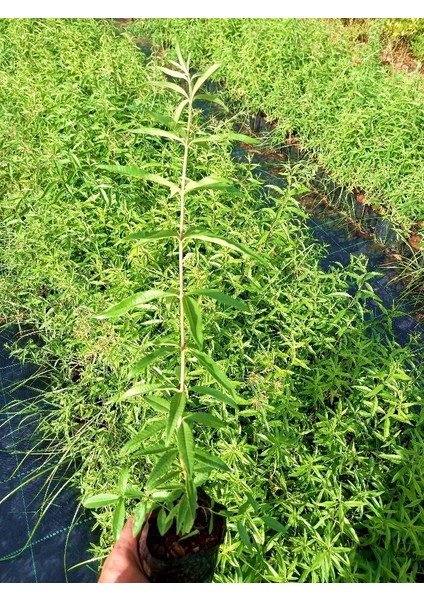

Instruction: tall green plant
[83,48,262,539]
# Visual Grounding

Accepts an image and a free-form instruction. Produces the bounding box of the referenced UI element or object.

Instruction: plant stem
[178,84,193,394]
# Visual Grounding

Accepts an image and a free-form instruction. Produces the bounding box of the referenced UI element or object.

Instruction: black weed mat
[0,327,98,583]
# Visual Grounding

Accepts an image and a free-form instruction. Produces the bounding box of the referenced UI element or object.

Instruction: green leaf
[131,442,171,457]
[100,163,179,196]
[176,494,190,534]
[185,478,197,524]
[185,176,242,196]
[125,229,179,244]
[174,98,189,122]
[185,228,267,264]
[227,132,260,145]
[123,486,143,499]
[245,491,259,511]
[144,395,170,413]
[191,132,259,146]
[146,449,178,491]
[120,420,167,455]
[183,295,203,350]
[157,65,188,80]
[95,289,176,319]
[165,392,186,445]
[185,412,226,429]
[157,507,169,536]
[195,449,230,472]
[121,383,176,401]
[194,93,228,111]
[177,421,195,477]
[99,163,153,178]
[140,173,179,196]
[118,466,129,495]
[145,110,179,130]
[112,498,126,541]
[192,63,221,96]
[190,349,236,399]
[129,126,183,144]
[262,516,288,534]
[82,493,120,509]
[188,289,248,311]
[151,487,184,502]
[128,348,172,379]
[193,385,247,409]
[133,502,148,537]
[237,521,253,548]
[176,44,189,71]
[151,80,189,99]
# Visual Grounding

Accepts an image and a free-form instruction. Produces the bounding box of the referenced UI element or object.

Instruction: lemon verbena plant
[83,48,264,540]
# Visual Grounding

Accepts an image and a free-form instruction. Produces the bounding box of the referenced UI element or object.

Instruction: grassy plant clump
[383,18,424,60]
[0,20,423,582]
[131,19,424,232]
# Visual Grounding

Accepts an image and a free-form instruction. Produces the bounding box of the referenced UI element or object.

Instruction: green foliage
[383,18,424,42]
[0,19,423,582]
[133,18,424,230]
[83,53,262,536]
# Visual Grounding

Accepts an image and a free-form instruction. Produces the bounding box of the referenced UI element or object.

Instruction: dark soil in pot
[138,492,226,583]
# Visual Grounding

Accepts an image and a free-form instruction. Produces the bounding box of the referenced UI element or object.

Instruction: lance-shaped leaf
[176,44,189,72]
[133,502,149,537]
[129,126,183,144]
[146,449,178,491]
[176,494,190,535]
[151,80,189,99]
[195,93,228,111]
[262,516,288,533]
[100,164,179,196]
[123,486,143,499]
[190,349,236,399]
[165,392,186,445]
[237,521,253,548]
[188,289,248,312]
[132,442,172,457]
[185,478,197,525]
[143,395,171,414]
[177,420,195,477]
[121,383,176,401]
[192,63,221,96]
[185,228,267,264]
[185,411,226,429]
[120,420,167,455]
[157,506,172,536]
[157,65,188,80]
[191,132,260,146]
[183,295,203,350]
[112,498,126,541]
[95,289,177,320]
[192,385,246,410]
[195,449,230,473]
[82,493,120,509]
[128,348,172,379]
[124,229,179,244]
[145,110,179,130]
[118,466,129,495]
[185,176,242,196]
[227,132,260,145]
[174,98,189,123]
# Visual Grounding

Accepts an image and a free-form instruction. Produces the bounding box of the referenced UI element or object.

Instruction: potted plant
[83,47,263,583]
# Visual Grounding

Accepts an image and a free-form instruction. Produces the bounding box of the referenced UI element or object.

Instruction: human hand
[98,516,150,583]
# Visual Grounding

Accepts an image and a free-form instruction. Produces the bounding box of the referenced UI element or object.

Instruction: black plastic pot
[138,493,226,583]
